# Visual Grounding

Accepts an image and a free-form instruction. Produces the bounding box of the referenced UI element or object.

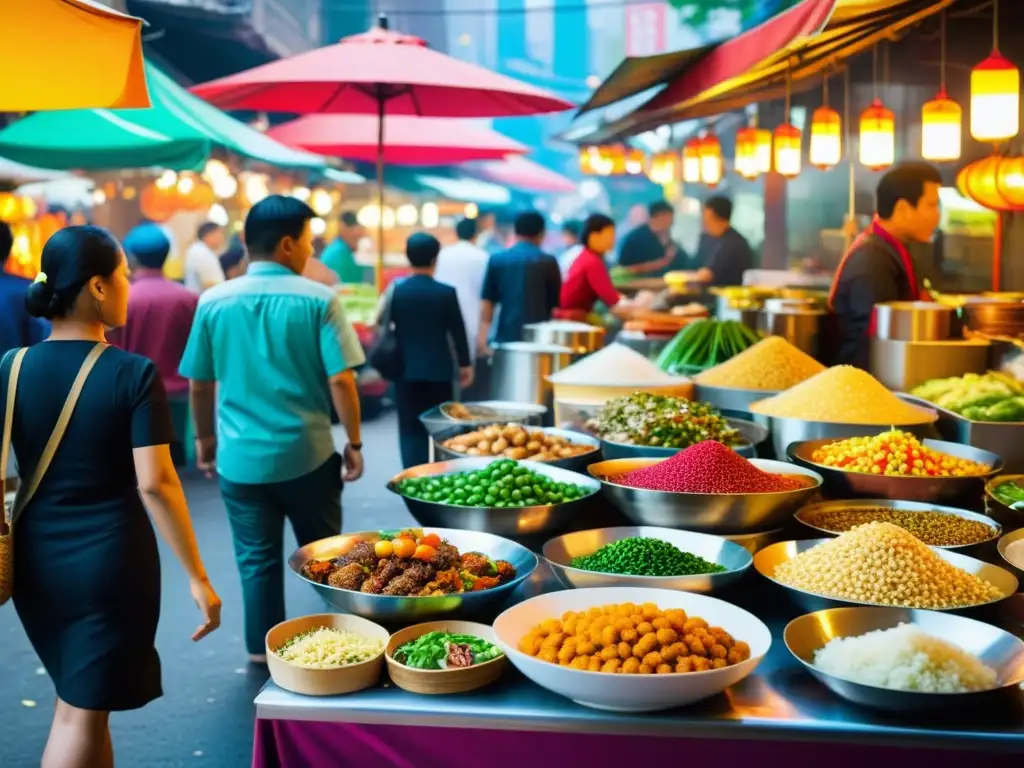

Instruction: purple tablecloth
[253,719,1005,768]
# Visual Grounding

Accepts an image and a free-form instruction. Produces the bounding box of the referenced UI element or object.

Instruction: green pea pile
[570,537,727,577]
[397,459,590,508]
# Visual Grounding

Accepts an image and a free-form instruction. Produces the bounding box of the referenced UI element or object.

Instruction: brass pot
[873,301,953,341]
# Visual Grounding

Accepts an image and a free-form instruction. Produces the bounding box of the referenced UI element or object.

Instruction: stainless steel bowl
[785,607,1024,712]
[599,417,768,461]
[541,526,752,593]
[694,384,780,415]
[386,458,601,537]
[795,498,1003,551]
[432,425,600,474]
[288,528,538,621]
[757,413,938,458]
[985,474,1024,530]
[587,457,822,535]
[997,527,1024,582]
[787,438,1003,504]
[754,538,1018,613]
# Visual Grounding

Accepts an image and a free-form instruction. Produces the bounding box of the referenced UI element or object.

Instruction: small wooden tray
[385,620,507,695]
[266,613,388,696]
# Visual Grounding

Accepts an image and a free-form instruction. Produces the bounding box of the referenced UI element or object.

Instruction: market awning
[0,63,325,172]
[0,157,68,185]
[581,0,956,140]
[0,0,150,110]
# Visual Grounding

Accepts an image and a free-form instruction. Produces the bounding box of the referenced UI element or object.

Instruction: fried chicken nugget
[539,647,558,663]
[642,652,663,668]
[665,609,688,630]
[711,658,729,670]
[683,617,709,632]
[638,664,654,674]
[709,644,728,660]
[620,628,638,644]
[687,638,707,657]
[675,656,694,673]
[621,657,641,674]
[656,664,673,675]
[601,659,621,673]
[656,628,678,646]
[588,656,603,672]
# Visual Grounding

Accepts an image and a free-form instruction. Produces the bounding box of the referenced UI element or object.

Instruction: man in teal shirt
[320,210,366,284]
[180,195,365,663]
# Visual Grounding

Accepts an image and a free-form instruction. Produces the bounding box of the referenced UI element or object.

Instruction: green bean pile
[570,537,727,577]
[396,459,589,508]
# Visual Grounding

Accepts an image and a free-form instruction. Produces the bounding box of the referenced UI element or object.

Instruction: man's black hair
[648,200,674,218]
[561,219,582,239]
[339,211,359,227]
[876,162,943,219]
[579,213,615,248]
[407,232,441,268]
[704,196,733,222]
[244,195,316,259]
[514,211,546,239]
[0,220,12,261]
[197,221,222,241]
[455,217,478,241]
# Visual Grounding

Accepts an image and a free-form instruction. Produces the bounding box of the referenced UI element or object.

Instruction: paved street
[0,412,412,768]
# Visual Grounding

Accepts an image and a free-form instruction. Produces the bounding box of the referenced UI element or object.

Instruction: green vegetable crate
[903,394,1024,474]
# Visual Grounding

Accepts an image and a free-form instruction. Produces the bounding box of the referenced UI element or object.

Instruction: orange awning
[581,0,957,140]
[0,0,149,110]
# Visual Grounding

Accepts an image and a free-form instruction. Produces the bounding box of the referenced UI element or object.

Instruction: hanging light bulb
[752,128,772,174]
[734,126,761,180]
[922,11,962,162]
[697,132,723,187]
[682,137,701,183]
[773,71,801,178]
[971,0,1019,142]
[809,76,841,170]
[860,98,895,170]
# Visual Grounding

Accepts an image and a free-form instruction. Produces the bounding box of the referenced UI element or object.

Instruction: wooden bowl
[385,620,507,695]
[266,613,388,696]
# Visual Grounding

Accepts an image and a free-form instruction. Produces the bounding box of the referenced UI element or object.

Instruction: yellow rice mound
[695,336,825,391]
[748,365,935,425]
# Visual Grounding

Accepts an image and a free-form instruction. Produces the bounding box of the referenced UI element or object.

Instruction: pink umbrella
[473,156,577,194]
[266,115,527,165]
[192,17,571,287]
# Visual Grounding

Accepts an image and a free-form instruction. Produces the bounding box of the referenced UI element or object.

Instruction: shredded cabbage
[275,627,383,669]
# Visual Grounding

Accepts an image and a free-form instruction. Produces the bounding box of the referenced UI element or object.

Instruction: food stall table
[253,568,1024,767]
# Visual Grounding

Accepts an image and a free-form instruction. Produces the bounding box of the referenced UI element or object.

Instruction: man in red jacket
[829,162,942,369]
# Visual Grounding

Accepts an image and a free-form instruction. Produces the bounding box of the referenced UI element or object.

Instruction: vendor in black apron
[828,162,942,369]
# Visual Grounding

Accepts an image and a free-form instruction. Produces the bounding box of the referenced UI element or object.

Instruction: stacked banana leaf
[656,319,761,375]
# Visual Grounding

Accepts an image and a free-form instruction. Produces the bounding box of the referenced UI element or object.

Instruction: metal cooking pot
[758,308,825,357]
[961,299,1024,338]
[874,301,953,341]
[523,321,606,355]
[489,342,575,417]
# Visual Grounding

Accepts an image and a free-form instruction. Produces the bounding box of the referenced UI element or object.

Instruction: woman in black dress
[2,226,221,768]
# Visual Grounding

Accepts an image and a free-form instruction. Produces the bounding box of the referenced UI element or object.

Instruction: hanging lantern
[809,106,842,170]
[623,148,647,176]
[734,127,761,180]
[752,128,772,174]
[921,91,962,161]
[682,137,701,183]
[773,123,802,178]
[859,98,895,171]
[579,145,613,175]
[647,151,678,185]
[970,52,1020,142]
[957,155,1024,211]
[697,133,723,187]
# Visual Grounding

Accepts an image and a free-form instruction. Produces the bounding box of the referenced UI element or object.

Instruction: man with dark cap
[109,222,198,465]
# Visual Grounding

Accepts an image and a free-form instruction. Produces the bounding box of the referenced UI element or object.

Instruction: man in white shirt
[184,221,227,294]
[557,219,583,279]
[434,217,490,397]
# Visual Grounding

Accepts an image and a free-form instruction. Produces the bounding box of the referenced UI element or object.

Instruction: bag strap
[379,281,397,329]
[1,348,28,536]
[9,343,107,527]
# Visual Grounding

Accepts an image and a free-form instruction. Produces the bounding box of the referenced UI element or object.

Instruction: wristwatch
[350,442,363,452]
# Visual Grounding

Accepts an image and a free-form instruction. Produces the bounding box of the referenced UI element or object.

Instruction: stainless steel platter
[785,607,1024,713]
[794,498,1003,551]
[756,412,938,458]
[419,401,547,438]
[288,528,538,621]
[787,438,1003,504]
[754,538,1018,613]
[997,527,1024,582]
[386,458,600,537]
[694,383,780,415]
[598,417,768,461]
[587,457,822,535]
[431,425,600,474]
[541,526,752,594]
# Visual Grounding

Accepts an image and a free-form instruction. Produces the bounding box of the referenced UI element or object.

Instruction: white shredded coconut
[275,627,383,669]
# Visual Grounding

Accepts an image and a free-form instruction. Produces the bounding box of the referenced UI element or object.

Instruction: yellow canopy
[0,0,149,110]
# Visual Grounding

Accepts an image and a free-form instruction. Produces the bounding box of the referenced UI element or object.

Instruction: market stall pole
[191,14,573,292]
[1,0,150,110]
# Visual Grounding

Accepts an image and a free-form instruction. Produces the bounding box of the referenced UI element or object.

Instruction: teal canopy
[0,64,325,171]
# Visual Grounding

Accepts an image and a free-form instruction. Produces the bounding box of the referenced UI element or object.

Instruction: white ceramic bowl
[492,587,771,712]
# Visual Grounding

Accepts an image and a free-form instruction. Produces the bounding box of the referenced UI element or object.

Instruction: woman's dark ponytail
[25,226,122,320]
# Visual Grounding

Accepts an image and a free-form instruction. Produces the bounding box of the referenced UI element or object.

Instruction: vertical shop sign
[624,3,666,57]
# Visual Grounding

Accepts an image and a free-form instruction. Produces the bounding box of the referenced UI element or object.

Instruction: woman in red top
[559,214,629,321]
